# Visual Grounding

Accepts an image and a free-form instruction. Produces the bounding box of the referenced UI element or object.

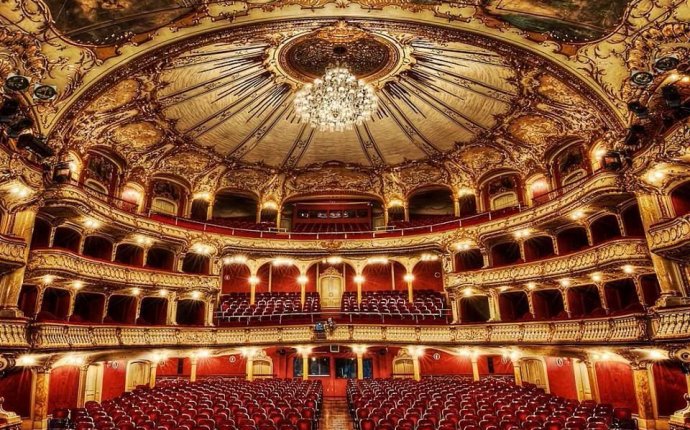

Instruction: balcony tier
[26,249,219,290]
[40,172,625,252]
[446,239,651,288]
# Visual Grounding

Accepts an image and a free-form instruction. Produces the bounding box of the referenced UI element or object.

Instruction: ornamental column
[512,360,522,386]
[0,207,37,317]
[637,193,689,306]
[449,294,459,324]
[77,365,89,407]
[631,362,657,430]
[488,291,500,322]
[302,352,310,381]
[148,362,157,388]
[31,367,51,430]
[356,353,364,380]
[471,356,480,381]
[403,202,410,222]
[166,292,178,325]
[190,356,198,382]
[412,354,421,382]
[584,360,601,402]
[453,197,461,218]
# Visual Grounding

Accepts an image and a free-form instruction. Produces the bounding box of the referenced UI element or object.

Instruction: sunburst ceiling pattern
[155,23,517,169]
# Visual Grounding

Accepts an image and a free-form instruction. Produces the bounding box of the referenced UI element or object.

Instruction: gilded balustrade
[446,239,651,288]
[41,173,623,252]
[21,312,655,351]
[5,307,687,352]
[647,214,690,262]
[26,249,219,290]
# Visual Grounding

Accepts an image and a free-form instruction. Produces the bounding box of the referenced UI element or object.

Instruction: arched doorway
[319,266,344,308]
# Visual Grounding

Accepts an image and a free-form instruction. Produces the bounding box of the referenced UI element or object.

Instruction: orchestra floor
[320,399,353,430]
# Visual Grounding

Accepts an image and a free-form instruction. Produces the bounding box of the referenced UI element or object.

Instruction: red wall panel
[48,366,81,411]
[545,357,578,400]
[269,266,301,293]
[222,265,251,293]
[197,356,246,377]
[420,350,472,376]
[362,264,393,291]
[0,368,33,417]
[412,261,444,291]
[595,362,637,412]
[102,361,127,400]
[653,362,688,416]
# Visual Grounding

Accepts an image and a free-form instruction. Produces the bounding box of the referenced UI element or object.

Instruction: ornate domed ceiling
[56,19,614,176]
[3,0,689,201]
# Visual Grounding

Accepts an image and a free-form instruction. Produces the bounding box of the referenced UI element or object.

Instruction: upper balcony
[41,171,626,252]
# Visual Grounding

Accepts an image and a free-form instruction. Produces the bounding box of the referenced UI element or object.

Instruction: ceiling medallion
[294,65,378,132]
[270,21,407,86]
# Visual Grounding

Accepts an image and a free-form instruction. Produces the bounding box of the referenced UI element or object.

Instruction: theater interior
[0,1,690,430]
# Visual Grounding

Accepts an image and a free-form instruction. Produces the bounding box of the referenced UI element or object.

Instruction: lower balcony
[21,311,664,351]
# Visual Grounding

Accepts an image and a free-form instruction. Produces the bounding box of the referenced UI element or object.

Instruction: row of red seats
[346,377,635,430]
[341,290,448,319]
[215,293,321,325]
[211,218,275,231]
[51,378,322,430]
[389,215,459,230]
[292,223,371,233]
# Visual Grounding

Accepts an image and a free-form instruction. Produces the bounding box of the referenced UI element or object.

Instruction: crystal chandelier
[294,66,378,132]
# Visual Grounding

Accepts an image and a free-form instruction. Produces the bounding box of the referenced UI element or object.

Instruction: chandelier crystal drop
[294,66,378,132]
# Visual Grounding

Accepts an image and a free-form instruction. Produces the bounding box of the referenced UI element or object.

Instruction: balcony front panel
[0,234,28,272]
[446,239,651,288]
[26,311,659,351]
[0,319,29,349]
[648,214,690,262]
[27,249,219,290]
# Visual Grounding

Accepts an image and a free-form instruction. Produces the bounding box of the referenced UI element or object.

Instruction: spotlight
[4,74,31,92]
[601,151,623,171]
[0,98,20,122]
[627,101,649,119]
[6,117,33,138]
[630,70,654,86]
[17,134,54,159]
[654,55,680,72]
[624,125,646,147]
[662,85,681,108]
[33,84,58,101]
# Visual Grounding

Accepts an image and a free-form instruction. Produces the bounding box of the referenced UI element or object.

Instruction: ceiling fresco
[39,0,631,47]
[1,0,688,201]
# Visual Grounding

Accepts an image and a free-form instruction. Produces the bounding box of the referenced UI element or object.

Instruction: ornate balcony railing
[0,319,29,348]
[21,312,654,351]
[0,234,28,272]
[1,306,688,351]
[41,172,625,252]
[647,214,690,263]
[446,239,651,288]
[26,249,219,290]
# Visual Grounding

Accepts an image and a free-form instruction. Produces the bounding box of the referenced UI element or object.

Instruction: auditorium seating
[215,292,321,325]
[347,377,636,430]
[50,378,322,430]
[292,223,371,233]
[211,218,276,231]
[341,290,449,322]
